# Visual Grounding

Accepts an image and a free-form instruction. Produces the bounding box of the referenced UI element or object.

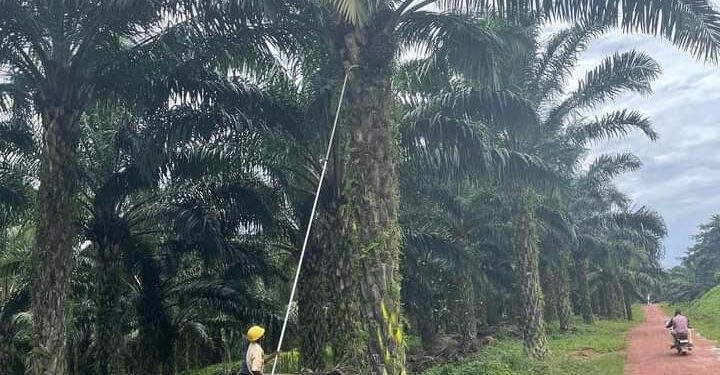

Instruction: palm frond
[440,0,720,62]
[546,50,661,125]
[568,109,657,144]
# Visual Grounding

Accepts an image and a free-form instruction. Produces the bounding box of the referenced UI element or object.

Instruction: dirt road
[624,304,720,374]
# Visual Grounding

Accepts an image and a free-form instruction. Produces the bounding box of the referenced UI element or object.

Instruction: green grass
[179,362,244,375]
[420,306,643,375]
[665,285,720,343]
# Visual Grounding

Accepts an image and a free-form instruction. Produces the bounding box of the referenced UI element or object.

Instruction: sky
[569,31,720,267]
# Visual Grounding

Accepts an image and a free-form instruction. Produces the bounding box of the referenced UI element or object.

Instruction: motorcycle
[666,322,693,355]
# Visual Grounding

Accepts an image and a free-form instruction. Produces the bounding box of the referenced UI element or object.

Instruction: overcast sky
[570,31,720,267]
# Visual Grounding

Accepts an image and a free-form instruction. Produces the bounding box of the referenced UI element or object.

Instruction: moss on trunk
[510,190,547,358]
[91,209,128,375]
[573,250,594,324]
[452,270,477,350]
[557,263,574,331]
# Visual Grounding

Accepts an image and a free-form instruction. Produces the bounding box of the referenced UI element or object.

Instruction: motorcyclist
[666,309,692,348]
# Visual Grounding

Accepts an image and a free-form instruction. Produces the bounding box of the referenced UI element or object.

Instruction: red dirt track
[624,304,720,374]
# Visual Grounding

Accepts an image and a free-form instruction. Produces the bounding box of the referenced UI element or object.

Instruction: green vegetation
[663,215,720,302]
[179,362,243,375]
[2,1,720,375]
[421,307,643,375]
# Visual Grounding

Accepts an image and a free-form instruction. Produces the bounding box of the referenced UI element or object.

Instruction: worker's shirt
[671,315,689,334]
[246,342,265,373]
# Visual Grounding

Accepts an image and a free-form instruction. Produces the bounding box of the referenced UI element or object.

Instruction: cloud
[574,30,720,267]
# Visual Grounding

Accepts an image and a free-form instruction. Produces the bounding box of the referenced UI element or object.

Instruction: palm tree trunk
[611,275,626,319]
[510,191,547,358]
[298,235,329,370]
[541,264,558,323]
[557,264,574,331]
[0,328,11,373]
[319,199,365,366]
[416,309,438,350]
[340,24,405,373]
[94,237,125,375]
[623,288,634,321]
[573,250,594,324]
[137,254,174,375]
[452,270,477,351]
[327,236,364,365]
[32,110,81,375]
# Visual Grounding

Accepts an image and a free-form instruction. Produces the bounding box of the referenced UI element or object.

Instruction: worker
[240,325,280,375]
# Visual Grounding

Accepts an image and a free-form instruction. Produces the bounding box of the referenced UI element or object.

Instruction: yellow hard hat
[247,326,265,342]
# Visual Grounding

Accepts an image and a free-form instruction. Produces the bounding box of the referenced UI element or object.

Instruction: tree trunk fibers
[623,289,634,321]
[90,203,128,375]
[510,192,547,358]
[453,270,477,350]
[95,240,124,375]
[597,286,610,318]
[340,20,405,371]
[327,231,364,366]
[573,250,594,324]
[612,275,627,319]
[137,254,175,375]
[299,242,328,369]
[541,264,558,323]
[0,329,11,374]
[319,200,364,366]
[416,307,438,350]
[32,111,81,375]
[557,264,574,332]
[299,208,334,370]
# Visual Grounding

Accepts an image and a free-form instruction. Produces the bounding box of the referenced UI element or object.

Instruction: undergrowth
[420,305,643,375]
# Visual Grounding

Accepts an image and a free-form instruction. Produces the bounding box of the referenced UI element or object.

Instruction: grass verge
[420,305,643,375]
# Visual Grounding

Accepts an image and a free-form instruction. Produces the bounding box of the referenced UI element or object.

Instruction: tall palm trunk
[623,288,634,321]
[298,242,327,369]
[91,211,127,375]
[319,198,365,365]
[556,263,574,331]
[510,191,547,358]
[416,305,438,350]
[611,274,626,319]
[573,250,594,324]
[340,15,405,373]
[452,270,477,350]
[0,328,11,373]
[95,241,124,375]
[327,222,363,365]
[540,264,558,322]
[137,254,175,375]
[298,210,333,370]
[32,110,81,375]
